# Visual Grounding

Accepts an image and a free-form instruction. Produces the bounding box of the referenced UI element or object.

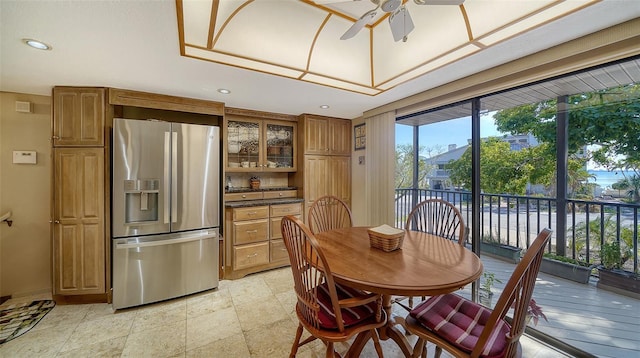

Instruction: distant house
[425,134,540,190]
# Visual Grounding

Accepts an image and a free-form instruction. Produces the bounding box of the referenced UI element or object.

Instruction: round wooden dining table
[314,226,484,357]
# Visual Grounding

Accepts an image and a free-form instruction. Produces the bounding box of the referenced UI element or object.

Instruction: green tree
[612,175,640,203]
[395,144,443,189]
[494,84,640,173]
[447,138,554,194]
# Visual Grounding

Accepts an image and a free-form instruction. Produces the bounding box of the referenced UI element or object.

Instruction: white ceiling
[1,0,639,119]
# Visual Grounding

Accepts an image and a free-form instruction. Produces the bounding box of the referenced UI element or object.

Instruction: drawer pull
[242,194,247,198]
[246,230,258,234]
[248,211,257,215]
[247,253,258,258]
[279,193,283,196]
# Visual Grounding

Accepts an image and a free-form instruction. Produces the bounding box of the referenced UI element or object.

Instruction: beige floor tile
[235,294,290,332]
[131,300,186,333]
[186,333,251,358]
[31,303,92,332]
[0,320,76,358]
[59,313,135,352]
[121,320,186,358]
[186,306,242,351]
[227,275,273,306]
[186,287,233,319]
[243,318,299,358]
[274,290,298,323]
[260,267,294,294]
[54,336,127,358]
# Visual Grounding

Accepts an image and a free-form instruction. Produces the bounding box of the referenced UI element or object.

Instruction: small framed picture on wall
[354,123,365,151]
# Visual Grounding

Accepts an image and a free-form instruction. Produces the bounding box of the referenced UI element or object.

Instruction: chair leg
[290,323,304,358]
[408,296,414,308]
[325,341,335,358]
[412,337,426,358]
[370,329,384,358]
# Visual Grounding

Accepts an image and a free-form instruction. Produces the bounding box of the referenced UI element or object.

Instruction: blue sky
[395,115,502,151]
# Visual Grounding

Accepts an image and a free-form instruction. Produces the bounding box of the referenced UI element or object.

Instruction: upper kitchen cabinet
[224,108,297,172]
[53,87,106,147]
[299,114,351,156]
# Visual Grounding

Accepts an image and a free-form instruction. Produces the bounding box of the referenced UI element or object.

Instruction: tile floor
[0,267,569,357]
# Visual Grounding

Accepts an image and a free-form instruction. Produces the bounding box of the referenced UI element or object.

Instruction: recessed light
[23,39,51,50]
[320,105,330,109]
[218,88,231,94]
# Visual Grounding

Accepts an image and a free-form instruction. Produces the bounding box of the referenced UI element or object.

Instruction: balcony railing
[395,188,640,274]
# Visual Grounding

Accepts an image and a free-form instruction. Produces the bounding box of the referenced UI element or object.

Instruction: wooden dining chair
[280,215,386,358]
[307,195,353,234]
[399,198,467,309]
[404,228,553,358]
[405,198,466,245]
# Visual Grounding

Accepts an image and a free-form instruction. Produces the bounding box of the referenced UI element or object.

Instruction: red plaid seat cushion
[410,294,511,358]
[315,282,377,329]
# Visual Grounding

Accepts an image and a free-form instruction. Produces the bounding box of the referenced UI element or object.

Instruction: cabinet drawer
[226,192,264,202]
[270,203,302,217]
[263,190,297,199]
[234,219,269,245]
[270,215,301,239]
[233,242,269,270]
[233,206,269,220]
[270,239,289,263]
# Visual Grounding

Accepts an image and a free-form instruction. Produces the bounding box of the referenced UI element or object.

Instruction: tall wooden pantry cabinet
[51,87,110,302]
[295,114,352,215]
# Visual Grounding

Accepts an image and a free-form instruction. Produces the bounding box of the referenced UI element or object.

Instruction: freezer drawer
[112,229,219,310]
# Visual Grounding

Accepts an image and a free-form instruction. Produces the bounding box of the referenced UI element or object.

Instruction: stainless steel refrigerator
[111,118,221,310]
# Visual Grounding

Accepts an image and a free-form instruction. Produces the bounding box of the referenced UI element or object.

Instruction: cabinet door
[329,119,351,156]
[304,116,329,154]
[330,156,351,205]
[53,148,105,295]
[265,121,296,171]
[225,118,261,171]
[53,87,105,147]
[304,156,329,208]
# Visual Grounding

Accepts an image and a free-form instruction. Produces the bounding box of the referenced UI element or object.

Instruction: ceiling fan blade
[414,0,465,5]
[389,6,414,42]
[341,8,378,40]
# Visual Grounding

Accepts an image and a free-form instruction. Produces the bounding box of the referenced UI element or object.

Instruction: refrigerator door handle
[172,131,178,223]
[164,131,171,224]
[115,232,218,249]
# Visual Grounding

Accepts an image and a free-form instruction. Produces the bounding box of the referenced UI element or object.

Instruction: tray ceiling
[178,0,603,96]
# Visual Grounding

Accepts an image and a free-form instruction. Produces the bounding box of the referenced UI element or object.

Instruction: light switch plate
[13,150,37,164]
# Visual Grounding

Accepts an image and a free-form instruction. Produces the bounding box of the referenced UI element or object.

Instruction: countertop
[225,186,297,193]
[225,197,304,208]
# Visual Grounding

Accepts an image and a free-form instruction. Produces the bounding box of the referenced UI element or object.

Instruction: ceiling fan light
[381,0,402,13]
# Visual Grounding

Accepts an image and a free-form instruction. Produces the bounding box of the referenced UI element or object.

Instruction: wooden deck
[469,255,640,358]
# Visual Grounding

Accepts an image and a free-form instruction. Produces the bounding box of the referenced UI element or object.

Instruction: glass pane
[227,120,259,168]
[266,123,294,168]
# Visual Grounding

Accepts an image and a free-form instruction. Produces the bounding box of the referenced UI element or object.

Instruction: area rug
[0,300,55,344]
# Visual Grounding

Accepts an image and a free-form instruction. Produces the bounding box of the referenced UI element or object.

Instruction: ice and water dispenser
[124,179,160,224]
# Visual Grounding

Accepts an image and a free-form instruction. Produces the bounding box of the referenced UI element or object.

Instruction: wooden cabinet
[301,114,351,155]
[224,115,297,172]
[52,148,105,295]
[52,86,108,302]
[296,114,352,215]
[224,200,302,279]
[303,156,351,208]
[52,87,106,147]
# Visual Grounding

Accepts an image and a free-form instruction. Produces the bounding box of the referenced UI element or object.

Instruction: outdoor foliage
[493,83,640,200]
[572,215,636,268]
[446,138,555,194]
[395,144,443,189]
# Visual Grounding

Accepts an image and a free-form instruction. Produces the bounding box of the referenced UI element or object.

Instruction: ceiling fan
[339,0,465,42]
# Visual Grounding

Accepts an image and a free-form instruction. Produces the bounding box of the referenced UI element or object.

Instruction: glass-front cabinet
[225,118,296,172]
